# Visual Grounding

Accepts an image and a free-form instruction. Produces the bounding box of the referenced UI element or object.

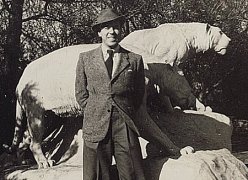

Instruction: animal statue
[120,22,230,66]
[4,23,230,168]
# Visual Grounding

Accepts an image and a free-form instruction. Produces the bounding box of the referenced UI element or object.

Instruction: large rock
[160,149,248,180]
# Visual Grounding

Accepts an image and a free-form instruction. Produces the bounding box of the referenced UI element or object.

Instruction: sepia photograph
[0,0,248,179]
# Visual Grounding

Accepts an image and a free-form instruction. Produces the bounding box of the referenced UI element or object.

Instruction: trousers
[83,106,145,180]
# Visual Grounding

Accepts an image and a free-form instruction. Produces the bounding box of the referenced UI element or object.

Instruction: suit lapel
[111,48,130,82]
[91,45,111,81]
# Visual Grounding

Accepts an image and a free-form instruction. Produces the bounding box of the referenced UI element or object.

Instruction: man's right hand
[180,146,194,155]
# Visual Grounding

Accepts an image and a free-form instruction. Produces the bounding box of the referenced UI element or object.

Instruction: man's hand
[180,146,194,155]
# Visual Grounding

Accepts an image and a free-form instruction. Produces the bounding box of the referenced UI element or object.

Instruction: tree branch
[2,0,12,14]
[22,1,49,22]
[21,29,50,54]
[125,3,146,19]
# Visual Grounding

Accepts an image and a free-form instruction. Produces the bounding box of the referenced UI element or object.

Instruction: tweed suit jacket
[75,45,145,142]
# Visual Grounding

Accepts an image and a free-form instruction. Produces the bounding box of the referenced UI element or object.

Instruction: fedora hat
[92,8,125,32]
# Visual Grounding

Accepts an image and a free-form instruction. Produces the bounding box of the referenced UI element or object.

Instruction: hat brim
[92,15,125,32]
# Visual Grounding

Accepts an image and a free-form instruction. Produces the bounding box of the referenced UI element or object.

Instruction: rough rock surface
[160,149,248,180]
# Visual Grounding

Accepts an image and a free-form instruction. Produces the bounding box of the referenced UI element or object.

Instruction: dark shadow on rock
[0,112,82,179]
[145,63,195,110]
[41,111,82,164]
[143,156,168,180]
[1,111,82,172]
[146,109,232,157]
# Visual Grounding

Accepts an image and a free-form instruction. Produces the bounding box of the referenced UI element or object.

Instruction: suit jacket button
[107,110,111,112]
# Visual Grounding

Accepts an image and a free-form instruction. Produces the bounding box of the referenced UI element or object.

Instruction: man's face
[98,20,121,48]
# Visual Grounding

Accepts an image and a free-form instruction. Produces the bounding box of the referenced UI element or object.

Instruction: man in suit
[75,8,146,180]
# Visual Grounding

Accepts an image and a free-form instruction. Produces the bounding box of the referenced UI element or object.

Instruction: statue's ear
[206,23,211,32]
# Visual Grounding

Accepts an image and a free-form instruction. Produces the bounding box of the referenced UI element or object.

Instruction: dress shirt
[101,44,121,77]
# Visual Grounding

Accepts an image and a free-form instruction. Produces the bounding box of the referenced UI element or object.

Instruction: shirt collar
[101,43,120,56]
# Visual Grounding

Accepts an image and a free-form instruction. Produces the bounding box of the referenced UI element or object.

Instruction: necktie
[105,50,114,78]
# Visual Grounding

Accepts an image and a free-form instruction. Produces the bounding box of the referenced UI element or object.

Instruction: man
[75,8,146,180]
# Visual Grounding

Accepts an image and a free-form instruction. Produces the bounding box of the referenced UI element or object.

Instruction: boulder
[160,149,248,180]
